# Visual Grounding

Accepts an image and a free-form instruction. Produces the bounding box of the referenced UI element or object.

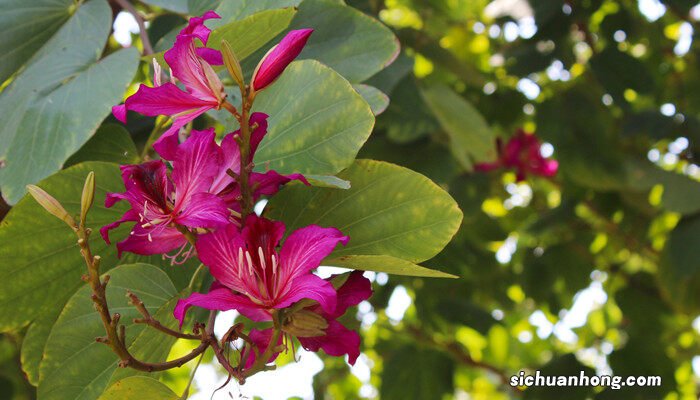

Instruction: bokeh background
[3,0,700,399]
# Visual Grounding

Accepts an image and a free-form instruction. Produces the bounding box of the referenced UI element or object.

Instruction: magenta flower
[251,29,314,91]
[475,129,558,181]
[112,11,225,159]
[101,128,229,257]
[173,215,349,325]
[209,112,308,216]
[244,270,372,366]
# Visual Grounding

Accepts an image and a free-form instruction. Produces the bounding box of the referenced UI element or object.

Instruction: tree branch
[113,0,154,55]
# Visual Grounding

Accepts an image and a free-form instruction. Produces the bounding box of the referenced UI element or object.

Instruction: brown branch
[406,325,521,393]
[128,291,201,340]
[113,0,154,55]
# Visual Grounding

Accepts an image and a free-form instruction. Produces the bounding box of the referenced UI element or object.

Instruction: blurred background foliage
[2,0,700,399]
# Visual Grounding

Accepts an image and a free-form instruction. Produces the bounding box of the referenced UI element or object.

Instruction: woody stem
[77,224,212,372]
[240,310,283,381]
[236,93,255,220]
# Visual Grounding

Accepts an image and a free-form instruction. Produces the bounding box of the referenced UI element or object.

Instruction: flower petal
[171,128,221,203]
[115,82,215,121]
[195,224,249,293]
[329,270,372,319]
[252,29,313,91]
[209,133,240,194]
[251,170,308,199]
[276,273,337,315]
[99,209,138,245]
[298,319,361,365]
[152,106,210,160]
[165,27,221,102]
[248,112,269,156]
[175,192,230,228]
[279,224,349,283]
[116,224,185,258]
[196,47,223,65]
[179,10,220,45]
[173,287,263,328]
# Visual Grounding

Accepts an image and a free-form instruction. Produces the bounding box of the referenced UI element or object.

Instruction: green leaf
[290,0,399,82]
[659,215,700,313]
[253,60,374,175]
[140,0,188,13]
[590,47,654,103]
[65,124,140,167]
[305,175,351,189]
[0,0,140,204]
[209,8,296,61]
[0,0,73,83]
[266,160,463,263]
[421,84,496,170]
[188,0,222,16]
[380,344,454,400]
[380,77,437,144]
[353,84,389,116]
[37,264,180,400]
[214,0,302,22]
[623,158,700,216]
[100,376,178,400]
[328,255,457,278]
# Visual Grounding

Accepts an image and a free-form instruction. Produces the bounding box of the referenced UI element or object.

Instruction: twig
[128,291,201,340]
[113,0,154,55]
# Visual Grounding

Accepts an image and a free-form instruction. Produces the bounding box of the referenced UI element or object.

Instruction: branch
[128,291,200,340]
[406,325,521,393]
[113,0,154,55]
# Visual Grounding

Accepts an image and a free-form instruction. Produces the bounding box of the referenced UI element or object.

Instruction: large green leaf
[38,264,180,400]
[65,124,139,167]
[253,60,374,175]
[328,255,457,278]
[421,84,496,170]
[0,0,140,204]
[266,160,463,263]
[659,215,700,313]
[100,376,178,400]
[214,0,301,23]
[0,0,73,83]
[289,0,399,82]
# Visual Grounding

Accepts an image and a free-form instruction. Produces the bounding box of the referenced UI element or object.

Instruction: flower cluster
[103,11,371,369]
[475,129,559,181]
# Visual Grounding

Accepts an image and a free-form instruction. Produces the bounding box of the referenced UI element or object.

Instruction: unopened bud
[26,185,76,230]
[283,310,328,338]
[221,40,244,90]
[251,29,313,92]
[80,171,95,227]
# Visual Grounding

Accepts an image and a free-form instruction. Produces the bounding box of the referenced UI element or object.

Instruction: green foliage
[100,376,179,400]
[38,264,180,400]
[253,60,374,175]
[266,159,463,264]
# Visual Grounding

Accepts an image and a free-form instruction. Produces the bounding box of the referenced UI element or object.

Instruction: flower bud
[251,29,313,92]
[80,171,95,227]
[283,309,328,338]
[221,40,244,90]
[26,185,77,230]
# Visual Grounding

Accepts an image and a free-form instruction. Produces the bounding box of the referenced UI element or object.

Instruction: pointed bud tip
[26,185,76,229]
[251,28,314,92]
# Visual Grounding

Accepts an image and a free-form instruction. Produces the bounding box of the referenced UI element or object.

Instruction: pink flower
[251,29,313,91]
[173,215,349,326]
[208,112,308,216]
[475,129,558,181]
[112,11,225,159]
[101,128,229,257]
[242,271,372,366]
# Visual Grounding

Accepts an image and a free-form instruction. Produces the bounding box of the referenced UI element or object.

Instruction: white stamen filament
[271,254,278,276]
[245,250,254,275]
[258,247,267,271]
[237,248,245,278]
